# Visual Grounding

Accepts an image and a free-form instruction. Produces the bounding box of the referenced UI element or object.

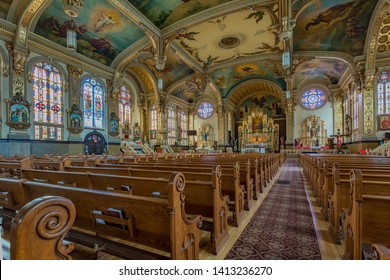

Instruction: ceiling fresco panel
[212,60,286,98]
[34,0,145,66]
[141,48,194,89]
[294,58,349,87]
[293,0,378,56]
[175,8,281,67]
[128,0,232,29]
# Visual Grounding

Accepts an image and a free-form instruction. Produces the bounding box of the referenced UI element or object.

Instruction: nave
[0,158,343,260]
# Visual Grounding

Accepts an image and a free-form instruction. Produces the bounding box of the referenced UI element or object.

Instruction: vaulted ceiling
[0,0,385,106]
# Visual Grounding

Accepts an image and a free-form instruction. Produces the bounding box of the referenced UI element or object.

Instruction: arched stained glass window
[197,101,214,119]
[118,85,131,126]
[377,71,390,114]
[180,110,188,145]
[301,88,326,110]
[32,62,63,140]
[83,78,104,129]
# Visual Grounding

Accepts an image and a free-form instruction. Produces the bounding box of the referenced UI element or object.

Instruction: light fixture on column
[282,48,290,69]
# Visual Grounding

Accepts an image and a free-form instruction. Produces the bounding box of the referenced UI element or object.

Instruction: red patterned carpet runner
[225,159,321,260]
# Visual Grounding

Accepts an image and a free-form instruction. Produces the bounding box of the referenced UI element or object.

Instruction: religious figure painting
[378,115,390,130]
[6,92,31,130]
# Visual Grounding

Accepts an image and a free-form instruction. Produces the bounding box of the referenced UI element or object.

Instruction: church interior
[1,0,390,261]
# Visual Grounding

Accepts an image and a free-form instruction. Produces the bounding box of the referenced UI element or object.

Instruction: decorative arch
[364,0,390,70]
[127,64,158,103]
[27,56,68,81]
[227,79,284,108]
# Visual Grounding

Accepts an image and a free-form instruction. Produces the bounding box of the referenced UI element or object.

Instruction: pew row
[343,169,390,260]
[20,172,202,260]
[21,167,230,254]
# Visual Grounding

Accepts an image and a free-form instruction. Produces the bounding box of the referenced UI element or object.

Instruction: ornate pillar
[106,79,120,143]
[5,42,31,139]
[138,93,148,142]
[217,103,225,144]
[285,90,296,145]
[362,70,376,140]
[66,64,84,141]
[158,91,168,145]
[221,100,229,144]
[330,86,343,136]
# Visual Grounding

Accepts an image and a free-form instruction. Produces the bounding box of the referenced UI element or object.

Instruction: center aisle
[225,158,322,260]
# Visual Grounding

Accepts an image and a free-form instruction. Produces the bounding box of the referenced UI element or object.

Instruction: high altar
[197,123,215,149]
[299,115,327,147]
[238,106,279,152]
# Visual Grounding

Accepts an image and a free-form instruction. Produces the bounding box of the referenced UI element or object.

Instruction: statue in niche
[108,112,119,137]
[67,103,83,134]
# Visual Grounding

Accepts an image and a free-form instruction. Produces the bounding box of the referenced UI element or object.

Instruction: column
[188,102,195,146]
[158,91,168,145]
[5,43,31,139]
[106,79,120,143]
[66,64,84,141]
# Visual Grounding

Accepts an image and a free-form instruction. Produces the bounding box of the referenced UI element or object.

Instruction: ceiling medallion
[218,35,242,49]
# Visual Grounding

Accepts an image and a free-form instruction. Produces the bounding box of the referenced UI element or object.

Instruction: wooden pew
[343,169,390,260]
[21,167,230,254]
[75,163,245,227]
[328,163,390,243]
[10,196,76,260]
[0,157,33,178]
[371,244,390,260]
[0,178,28,230]
[20,172,202,260]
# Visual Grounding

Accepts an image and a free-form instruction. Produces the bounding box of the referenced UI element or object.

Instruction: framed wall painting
[378,114,390,130]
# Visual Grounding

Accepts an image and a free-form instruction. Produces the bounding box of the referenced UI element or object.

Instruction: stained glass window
[180,110,188,145]
[32,62,63,140]
[83,78,104,129]
[377,71,390,114]
[301,88,326,109]
[197,101,214,119]
[118,85,131,126]
[168,104,177,145]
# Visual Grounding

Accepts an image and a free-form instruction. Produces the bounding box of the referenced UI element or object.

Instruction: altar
[238,106,279,152]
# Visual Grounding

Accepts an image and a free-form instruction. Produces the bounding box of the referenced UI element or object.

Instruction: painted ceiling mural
[128,0,232,29]
[294,58,350,87]
[212,60,286,98]
[142,48,194,89]
[171,80,202,102]
[175,8,281,68]
[239,94,286,119]
[34,0,145,65]
[293,0,378,56]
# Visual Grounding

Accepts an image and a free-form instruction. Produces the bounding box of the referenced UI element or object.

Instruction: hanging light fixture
[62,1,84,51]
[67,21,77,50]
[282,48,290,69]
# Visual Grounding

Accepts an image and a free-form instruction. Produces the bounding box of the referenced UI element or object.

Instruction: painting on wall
[212,61,286,98]
[239,94,285,119]
[35,0,145,65]
[129,0,232,29]
[293,0,378,56]
[378,115,390,130]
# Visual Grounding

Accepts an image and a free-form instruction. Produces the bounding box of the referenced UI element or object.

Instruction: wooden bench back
[20,172,201,260]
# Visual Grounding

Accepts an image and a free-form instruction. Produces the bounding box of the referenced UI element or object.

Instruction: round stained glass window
[301,88,326,109]
[197,101,214,119]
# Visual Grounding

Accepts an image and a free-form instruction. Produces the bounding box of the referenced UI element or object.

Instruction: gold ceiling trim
[129,66,157,100]
[16,0,45,45]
